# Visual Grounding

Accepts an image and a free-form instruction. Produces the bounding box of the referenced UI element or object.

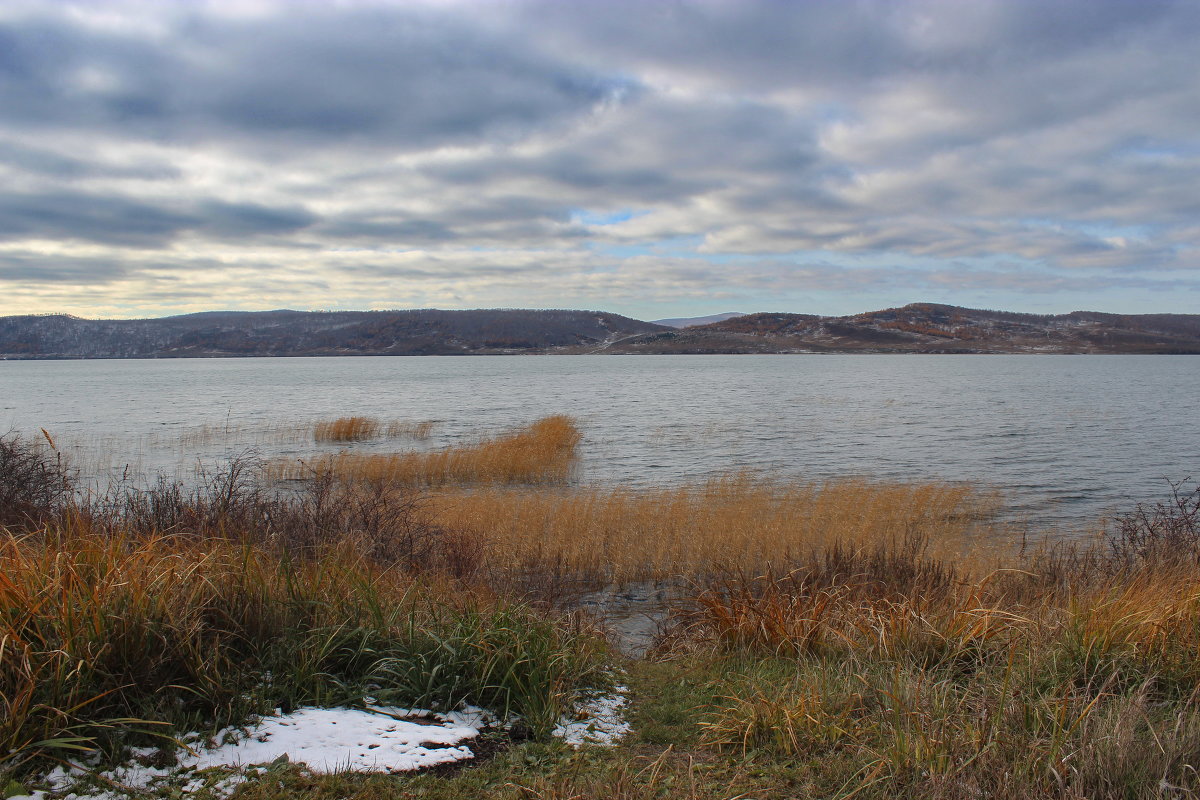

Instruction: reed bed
[313,416,380,441]
[6,424,1200,798]
[0,523,609,772]
[674,483,1200,798]
[168,417,435,449]
[424,475,997,583]
[269,415,580,487]
[310,417,436,442]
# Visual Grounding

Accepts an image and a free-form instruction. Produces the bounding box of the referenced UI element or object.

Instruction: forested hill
[0,309,666,358]
[2,304,1199,358]
[602,303,1200,354]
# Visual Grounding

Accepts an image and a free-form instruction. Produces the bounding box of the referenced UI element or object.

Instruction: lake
[2,354,1196,529]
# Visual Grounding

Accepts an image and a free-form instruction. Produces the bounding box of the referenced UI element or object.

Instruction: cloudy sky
[2,0,1199,320]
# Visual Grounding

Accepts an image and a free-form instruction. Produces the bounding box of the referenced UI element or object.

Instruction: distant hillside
[651,312,746,329]
[2,304,1197,358]
[0,309,666,358]
[601,304,1200,354]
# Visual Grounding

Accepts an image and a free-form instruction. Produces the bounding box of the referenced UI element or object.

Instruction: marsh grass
[0,525,610,772]
[311,417,436,443]
[424,476,996,584]
[314,416,381,442]
[167,417,436,449]
[269,415,580,487]
[0,431,610,774]
[5,423,1200,799]
[672,484,1200,799]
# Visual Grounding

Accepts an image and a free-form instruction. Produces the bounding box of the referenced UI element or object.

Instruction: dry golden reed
[0,519,606,764]
[0,527,399,760]
[312,416,435,442]
[423,475,997,582]
[165,417,435,450]
[314,416,381,442]
[272,415,580,487]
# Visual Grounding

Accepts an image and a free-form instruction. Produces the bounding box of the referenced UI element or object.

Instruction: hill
[600,303,1200,354]
[1,304,1198,358]
[0,309,666,358]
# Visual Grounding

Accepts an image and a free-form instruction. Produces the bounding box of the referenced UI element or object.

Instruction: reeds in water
[312,417,436,442]
[168,417,435,448]
[313,416,381,442]
[272,415,580,487]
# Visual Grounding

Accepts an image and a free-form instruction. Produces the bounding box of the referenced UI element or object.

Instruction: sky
[1,0,1199,321]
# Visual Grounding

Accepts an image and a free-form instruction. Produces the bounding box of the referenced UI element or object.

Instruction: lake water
[2,354,1196,529]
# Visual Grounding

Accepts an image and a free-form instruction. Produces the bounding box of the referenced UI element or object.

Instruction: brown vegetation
[312,417,436,442]
[313,416,381,442]
[270,415,580,487]
[5,420,1200,799]
[424,476,993,584]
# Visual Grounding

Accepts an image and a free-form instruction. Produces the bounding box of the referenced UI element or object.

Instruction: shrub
[1108,478,1200,568]
[0,432,73,529]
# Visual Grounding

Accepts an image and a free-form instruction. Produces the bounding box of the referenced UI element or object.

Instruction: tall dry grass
[683,482,1200,798]
[310,417,436,442]
[0,523,609,771]
[270,415,580,487]
[424,475,996,584]
[313,415,381,442]
[5,422,1199,797]
[166,417,435,449]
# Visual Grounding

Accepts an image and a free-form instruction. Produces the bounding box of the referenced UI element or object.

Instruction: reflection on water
[1,354,1196,528]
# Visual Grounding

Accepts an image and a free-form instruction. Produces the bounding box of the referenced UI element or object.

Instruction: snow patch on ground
[552,688,631,747]
[189,706,481,772]
[8,705,486,800]
[8,692,631,799]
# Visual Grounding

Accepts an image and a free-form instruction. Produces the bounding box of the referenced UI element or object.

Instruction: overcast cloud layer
[1,0,1198,318]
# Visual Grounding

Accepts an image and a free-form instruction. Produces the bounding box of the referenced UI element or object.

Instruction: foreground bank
[3,420,1199,799]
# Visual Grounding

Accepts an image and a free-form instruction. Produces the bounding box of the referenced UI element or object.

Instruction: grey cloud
[608,256,1199,297]
[199,201,318,239]
[0,252,128,283]
[315,196,584,245]
[0,190,197,247]
[416,93,822,218]
[700,213,1183,271]
[0,140,179,180]
[2,0,1200,314]
[342,260,548,282]
[513,0,1196,92]
[320,218,459,244]
[0,7,629,153]
[0,190,317,247]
